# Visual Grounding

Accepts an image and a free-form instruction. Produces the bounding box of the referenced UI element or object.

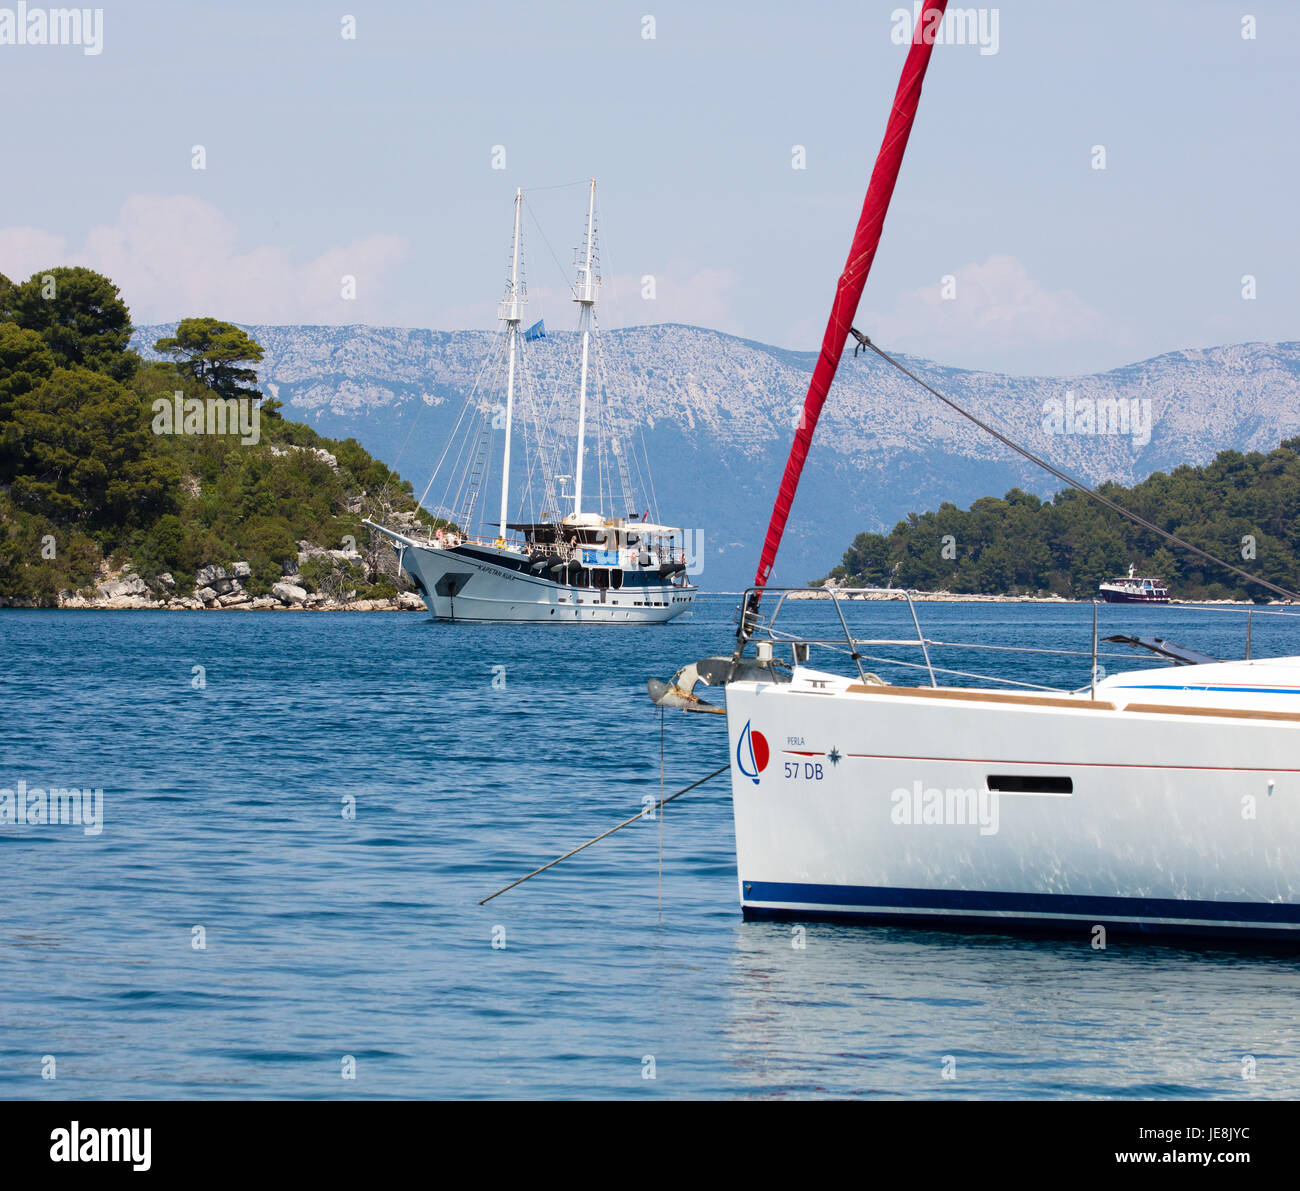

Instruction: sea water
[2,598,1299,1099]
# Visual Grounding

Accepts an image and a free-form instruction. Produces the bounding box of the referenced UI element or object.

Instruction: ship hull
[1099,590,1170,604]
[400,543,694,624]
[724,675,1300,941]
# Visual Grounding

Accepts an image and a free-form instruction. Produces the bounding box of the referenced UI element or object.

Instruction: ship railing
[738,586,1257,698]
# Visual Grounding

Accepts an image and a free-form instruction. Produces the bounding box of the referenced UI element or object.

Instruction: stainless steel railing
[737,587,1193,696]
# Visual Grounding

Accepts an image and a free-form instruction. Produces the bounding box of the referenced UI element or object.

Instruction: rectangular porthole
[987,774,1073,794]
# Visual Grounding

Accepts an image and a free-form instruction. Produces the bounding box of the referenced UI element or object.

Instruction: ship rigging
[368,179,696,623]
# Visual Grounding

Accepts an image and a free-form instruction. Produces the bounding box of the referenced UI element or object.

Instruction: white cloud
[0,195,409,326]
[0,226,65,284]
[862,254,1114,372]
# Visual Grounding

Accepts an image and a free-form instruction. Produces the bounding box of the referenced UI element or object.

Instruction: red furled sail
[753,0,949,590]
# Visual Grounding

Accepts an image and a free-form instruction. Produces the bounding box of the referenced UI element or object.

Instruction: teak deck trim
[1122,701,1300,723]
[842,683,1300,723]
[844,684,1117,711]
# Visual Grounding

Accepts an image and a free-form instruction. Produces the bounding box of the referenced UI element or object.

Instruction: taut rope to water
[478,764,729,905]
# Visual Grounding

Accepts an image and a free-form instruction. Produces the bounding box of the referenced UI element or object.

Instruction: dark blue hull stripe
[741,906,1300,942]
[1114,684,1300,695]
[743,881,1300,925]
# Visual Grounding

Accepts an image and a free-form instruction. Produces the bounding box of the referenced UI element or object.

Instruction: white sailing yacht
[367,180,696,623]
[710,601,1300,941]
[649,0,1300,942]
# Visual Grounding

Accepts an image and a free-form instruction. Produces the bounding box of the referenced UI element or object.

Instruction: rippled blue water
[3,598,1300,1099]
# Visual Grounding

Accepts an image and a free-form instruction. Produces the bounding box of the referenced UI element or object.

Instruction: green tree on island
[5,366,178,530]
[154,317,265,402]
[0,266,138,382]
[0,322,56,443]
[1,267,442,606]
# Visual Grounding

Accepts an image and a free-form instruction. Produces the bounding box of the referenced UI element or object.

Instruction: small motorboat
[1099,564,1170,604]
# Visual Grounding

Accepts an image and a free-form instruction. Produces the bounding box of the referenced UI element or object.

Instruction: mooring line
[658,707,665,923]
[477,764,729,906]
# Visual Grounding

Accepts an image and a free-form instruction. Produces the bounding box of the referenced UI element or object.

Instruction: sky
[1,0,1297,375]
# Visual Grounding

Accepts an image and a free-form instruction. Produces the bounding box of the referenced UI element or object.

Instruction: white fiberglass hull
[400,543,694,624]
[725,666,1300,940]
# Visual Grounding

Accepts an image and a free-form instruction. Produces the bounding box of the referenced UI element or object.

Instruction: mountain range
[133,324,1300,591]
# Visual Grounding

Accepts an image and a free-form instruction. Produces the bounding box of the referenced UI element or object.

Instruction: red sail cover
[753,0,949,589]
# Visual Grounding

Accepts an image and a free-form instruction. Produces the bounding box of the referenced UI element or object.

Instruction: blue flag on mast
[524,319,546,341]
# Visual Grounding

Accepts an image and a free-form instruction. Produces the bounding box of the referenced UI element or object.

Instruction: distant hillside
[134,323,1300,590]
[823,440,1300,601]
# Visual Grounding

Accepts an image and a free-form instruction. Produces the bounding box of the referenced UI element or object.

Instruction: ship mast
[747,0,947,603]
[497,187,524,540]
[571,178,600,516]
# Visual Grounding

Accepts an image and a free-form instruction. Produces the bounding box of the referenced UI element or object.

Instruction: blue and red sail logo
[735,719,770,785]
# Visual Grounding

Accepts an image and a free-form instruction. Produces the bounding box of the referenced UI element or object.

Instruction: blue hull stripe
[743,881,1300,925]
[1114,685,1300,695]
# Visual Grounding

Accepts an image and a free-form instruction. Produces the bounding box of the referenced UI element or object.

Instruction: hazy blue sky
[1,0,1296,374]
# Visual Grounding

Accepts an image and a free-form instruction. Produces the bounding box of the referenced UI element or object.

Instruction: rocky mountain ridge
[134,323,1300,590]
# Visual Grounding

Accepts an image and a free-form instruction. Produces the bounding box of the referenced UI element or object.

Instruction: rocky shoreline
[3,571,1282,612]
[790,587,1283,606]
[0,540,428,612]
[37,589,428,612]
[789,588,1069,603]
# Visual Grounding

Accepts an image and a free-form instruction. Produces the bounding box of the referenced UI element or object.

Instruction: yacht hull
[400,543,694,624]
[1099,590,1170,604]
[725,676,1300,940]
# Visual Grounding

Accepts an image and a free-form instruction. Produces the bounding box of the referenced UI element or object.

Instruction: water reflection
[722,919,1300,1098]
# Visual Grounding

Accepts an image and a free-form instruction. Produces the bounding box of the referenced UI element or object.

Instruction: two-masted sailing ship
[367,180,696,623]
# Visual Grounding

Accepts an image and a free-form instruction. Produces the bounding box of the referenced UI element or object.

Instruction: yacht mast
[572,178,599,516]
[749,1,946,596]
[497,187,524,540]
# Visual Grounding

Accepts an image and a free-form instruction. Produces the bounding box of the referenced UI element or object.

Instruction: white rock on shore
[271,581,309,605]
[194,564,227,587]
[96,574,150,600]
